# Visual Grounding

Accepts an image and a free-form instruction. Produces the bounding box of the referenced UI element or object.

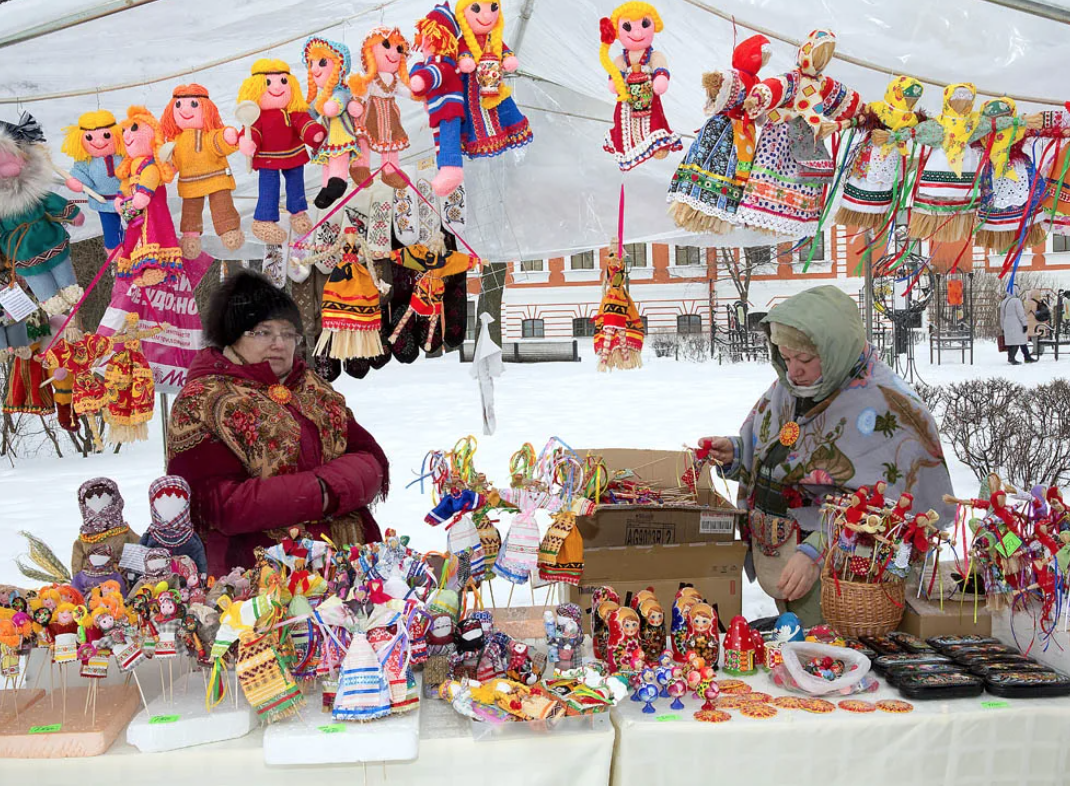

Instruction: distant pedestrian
[999,284,1037,365]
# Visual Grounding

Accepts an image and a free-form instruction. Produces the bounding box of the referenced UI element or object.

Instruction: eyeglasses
[243,329,304,346]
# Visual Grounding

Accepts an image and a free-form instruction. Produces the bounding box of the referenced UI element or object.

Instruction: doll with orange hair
[160,85,244,258]
[303,37,364,209]
[349,27,413,190]
[599,2,680,171]
[62,110,125,253]
[114,106,183,286]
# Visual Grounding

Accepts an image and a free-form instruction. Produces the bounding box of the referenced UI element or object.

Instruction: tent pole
[159,393,169,469]
[864,231,875,344]
[509,0,538,59]
[0,0,161,50]
[975,0,1070,25]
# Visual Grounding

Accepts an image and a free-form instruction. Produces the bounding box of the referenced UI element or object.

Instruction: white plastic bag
[774,642,873,696]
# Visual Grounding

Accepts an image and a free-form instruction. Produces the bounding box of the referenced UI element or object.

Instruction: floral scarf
[980,97,1024,181]
[870,75,923,156]
[936,83,980,177]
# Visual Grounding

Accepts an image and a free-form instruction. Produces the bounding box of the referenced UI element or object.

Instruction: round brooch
[268,384,293,405]
[779,421,801,447]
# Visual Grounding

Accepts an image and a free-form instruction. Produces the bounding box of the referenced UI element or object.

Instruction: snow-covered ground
[2,339,1065,617]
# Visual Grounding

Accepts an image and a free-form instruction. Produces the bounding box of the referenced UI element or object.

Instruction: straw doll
[349,27,412,190]
[62,110,125,254]
[304,37,364,209]
[594,243,644,371]
[102,312,164,444]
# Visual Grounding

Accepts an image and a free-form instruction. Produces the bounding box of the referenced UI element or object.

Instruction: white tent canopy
[2,0,1068,261]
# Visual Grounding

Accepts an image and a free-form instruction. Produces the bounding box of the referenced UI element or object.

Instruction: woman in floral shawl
[701,286,953,625]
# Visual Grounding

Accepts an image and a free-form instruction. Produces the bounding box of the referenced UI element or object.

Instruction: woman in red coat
[166,270,387,575]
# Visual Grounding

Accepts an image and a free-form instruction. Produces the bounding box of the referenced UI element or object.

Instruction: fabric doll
[126,547,183,599]
[454,0,532,159]
[140,474,208,576]
[114,106,183,286]
[606,606,643,673]
[0,113,85,316]
[667,34,771,233]
[160,84,244,258]
[151,591,183,658]
[237,58,327,245]
[832,75,926,231]
[369,623,419,713]
[684,601,719,667]
[544,603,584,671]
[71,544,128,596]
[735,29,863,237]
[102,312,163,444]
[389,236,478,353]
[48,602,81,664]
[334,630,392,720]
[61,110,125,254]
[3,309,54,417]
[594,243,644,371]
[70,477,140,575]
[599,2,680,172]
[637,597,666,664]
[1035,102,1070,236]
[304,37,364,209]
[537,506,588,585]
[42,325,112,449]
[236,628,306,722]
[349,27,412,190]
[494,477,565,585]
[449,616,486,680]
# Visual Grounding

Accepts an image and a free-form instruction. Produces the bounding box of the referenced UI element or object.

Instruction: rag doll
[606,606,643,673]
[1036,102,1070,235]
[599,2,679,171]
[389,236,478,353]
[543,602,584,671]
[114,106,183,286]
[160,84,244,258]
[152,591,183,658]
[736,29,863,237]
[71,477,140,575]
[334,630,392,720]
[494,473,565,585]
[304,37,364,208]
[637,597,666,664]
[237,59,326,244]
[450,616,487,680]
[62,110,125,253]
[71,544,128,596]
[410,4,467,197]
[349,27,412,189]
[369,623,419,713]
[668,34,770,233]
[48,602,81,664]
[0,113,85,316]
[455,0,533,158]
[42,325,112,450]
[537,505,588,585]
[594,243,644,371]
[140,475,208,575]
[102,312,163,444]
[2,309,54,417]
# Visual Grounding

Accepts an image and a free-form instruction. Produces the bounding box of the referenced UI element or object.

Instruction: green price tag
[149,715,180,725]
[981,700,1010,709]
[1057,545,1070,574]
[654,714,681,722]
[996,531,1023,558]
[318,723,346,734]
[28,724,62,734]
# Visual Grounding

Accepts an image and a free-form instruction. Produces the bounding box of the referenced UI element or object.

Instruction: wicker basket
[820,568,906,638]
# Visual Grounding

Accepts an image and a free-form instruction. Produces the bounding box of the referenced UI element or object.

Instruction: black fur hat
[204,270,303,348]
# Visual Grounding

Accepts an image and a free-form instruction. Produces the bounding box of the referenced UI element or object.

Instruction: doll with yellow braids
[304,37,364,209]
[349,27,413,189]
[454,0,532,158]
[599,2,680,172]
[62,110,125,253]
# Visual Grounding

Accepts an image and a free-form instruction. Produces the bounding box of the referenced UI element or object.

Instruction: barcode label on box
[700,512,735,534]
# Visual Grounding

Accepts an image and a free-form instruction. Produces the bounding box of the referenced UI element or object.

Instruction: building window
[466,302,477,341]
[640,316,649,333]
[570,251,595,270]
[796,234,825,262]
[624,242,647,268]
[522,318,545,338]
[520,259,544,272]
[1055,235,1070,253]
[675,246,701,266]
[743,245,775,272]
[572,317,596,337]
[677,314,702,335]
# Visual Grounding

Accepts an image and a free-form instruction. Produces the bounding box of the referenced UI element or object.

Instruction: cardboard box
[896,595,992,639]
[575,449,746,548]
[568,541,746,633]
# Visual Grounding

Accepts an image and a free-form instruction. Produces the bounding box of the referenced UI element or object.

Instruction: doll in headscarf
[42,325,112,451]
[832,75,926,232]
[668,34,771,233]
[140,475,207,576]
[71,477,140,575]
[606,606,643,673]
[71,544,128,596]
[736,29,863,237]
[594,242,644,372]
[126,547,182,599]
[304,36,364,208]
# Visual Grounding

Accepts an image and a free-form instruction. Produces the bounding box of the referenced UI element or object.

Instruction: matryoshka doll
[606,607,643,673]
[637,597,666,665]
[684,601,719,668]
[722,615,758,675]
[591,585,621,662]
[670,586,702,662]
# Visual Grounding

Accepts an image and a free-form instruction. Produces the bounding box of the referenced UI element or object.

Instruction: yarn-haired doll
[62,110,125,254]
[304,37,364,209]
[599,2,681,172]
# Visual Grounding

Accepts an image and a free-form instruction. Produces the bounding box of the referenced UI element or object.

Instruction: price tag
[654,714,680,722]
[29,724,62,734]
[996,531,1023,558]
[318,723,346,734]
[0,286,37,322]
[149,714,180,724]
[981,700,1010,709]
[700,512,735,535]
[417,157,436,171]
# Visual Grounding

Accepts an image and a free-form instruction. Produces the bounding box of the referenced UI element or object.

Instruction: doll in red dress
[103,312,165,445]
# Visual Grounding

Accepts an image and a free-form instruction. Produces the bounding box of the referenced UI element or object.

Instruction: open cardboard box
[896,594,992,639]
[574,449,746,548]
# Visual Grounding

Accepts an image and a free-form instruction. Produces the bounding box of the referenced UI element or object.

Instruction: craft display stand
[126,671,256,753]
[0,689,46,722]
[0,684,140,758]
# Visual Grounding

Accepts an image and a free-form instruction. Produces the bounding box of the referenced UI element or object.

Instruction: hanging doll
[3,309,54,417]
[70,477,140,575]
[668,34,771,233]
[594,243,644,371]
[599,2,680,171]
[1035,102,1070,236]
[160,84,244,258]
[0,113,85,316]
[832,75,925,231]
[102,312,164,444]
[304,37,364,209]
[71,544,128,596]
[683,601,719,667]
[591,586,620,662]
[42,325,112,450]
[349,28,412,190]
[606,606,643,673]
[237,58,327,245]
[140,475,208,576]
[637,597,666,664]
[389,235,478,353]
[736,29,863,237]
[62,110,125,254]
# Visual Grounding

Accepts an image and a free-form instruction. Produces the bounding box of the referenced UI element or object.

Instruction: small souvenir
[140,475,207,575]
[591,586,621,662]
[926,634,999,650]
[886,632,935,653]
[694,708,731,723]
[898,671,984,699]
[722,616,758,675]
[667,676,687,710]
[636,667,660,713]
[717,678,750,694]
[348,27,412,190]
[885,662,969,687]
[62,110,125,254]
[606,606,644,673]
[771,695,804,709]
[670,586,701,662]
[739,703,777,719]
[698,681,720,712]
[798,697,835,714]
[968,660,1048,678]
[859,635,906,655]
[876,699,914,713]
[303,36,363,208]
[838,699,875,713]
[543,603,584,672]
[70,477,140,575]
[872,653,951,673]
[984,670,1070,698]
[684,601,719,668]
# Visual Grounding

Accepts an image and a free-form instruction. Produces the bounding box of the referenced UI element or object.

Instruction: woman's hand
[697,436,734,465]
[778,551,820,601]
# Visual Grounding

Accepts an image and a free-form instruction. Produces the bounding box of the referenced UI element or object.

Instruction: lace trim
[666,192,742,224]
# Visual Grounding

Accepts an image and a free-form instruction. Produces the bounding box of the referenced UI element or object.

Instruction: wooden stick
[84,676,93,715]
[61,665,67,724]
[49,161,105,203]
[91,680,97,727]
[506,583,515,608]
[488,581,497,609]
[131,669,150,711]
[49,659,54,709]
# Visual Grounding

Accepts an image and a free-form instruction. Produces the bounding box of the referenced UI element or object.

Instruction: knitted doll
[606,606,643,673]
[61,110,125,254]
[237,59,327,245]
[667,34,771,233]
[736,30,863,237]
[42,326,112,450]
[410,5,466,197]
[140,475,208,576]
[114,106,183,286]
[832,75,925,231]
[594,243,643,371]
[160,85,244,258]
[304,37,364,208]
[599,2,680,172]
[102,312,164,444]
[71,477,140,575]
[389,236,478,353]
[71,544,128,597]
[637,597,666,665]
[0,113,85,316]
[683,601,719,667]
[454,0,533,159]
[349,27,412,190]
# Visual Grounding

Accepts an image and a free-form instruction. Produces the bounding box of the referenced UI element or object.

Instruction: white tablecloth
[611,670,1070,786]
